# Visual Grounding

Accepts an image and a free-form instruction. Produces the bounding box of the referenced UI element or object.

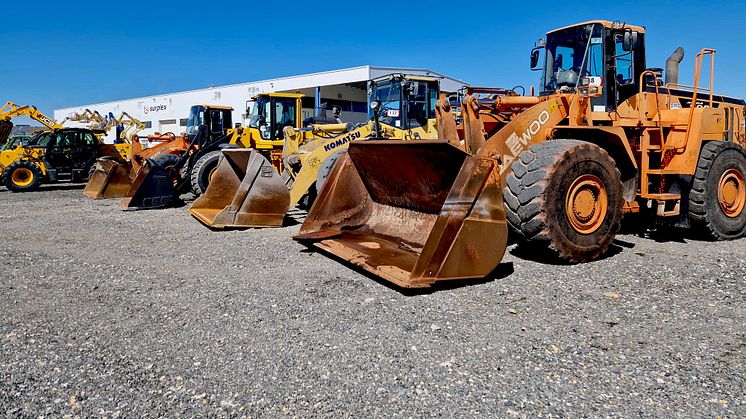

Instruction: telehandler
[0,102,130,192]
[189,74,450,229]
[295,20,746,288]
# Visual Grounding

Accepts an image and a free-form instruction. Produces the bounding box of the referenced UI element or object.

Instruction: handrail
[637,70,666,151]
[684,48,716,148]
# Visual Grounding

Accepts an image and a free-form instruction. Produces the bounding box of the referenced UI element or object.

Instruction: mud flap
[83,159,133,199]
[121,159,176,210]
[295,140,508,288]
[189,149,291,228]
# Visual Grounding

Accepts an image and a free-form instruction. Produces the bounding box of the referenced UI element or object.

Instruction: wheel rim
[208,165,218,183]
[718,168,745,218]
[565,174,608,235]
[11,167,34,187]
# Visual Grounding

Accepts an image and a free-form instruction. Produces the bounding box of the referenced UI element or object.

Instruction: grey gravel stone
[0,184,744,417]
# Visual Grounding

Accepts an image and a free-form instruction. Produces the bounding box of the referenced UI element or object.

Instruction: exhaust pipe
[665,47,685,85]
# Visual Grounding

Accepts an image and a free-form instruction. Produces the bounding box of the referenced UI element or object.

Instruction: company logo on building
[143,104,167,114]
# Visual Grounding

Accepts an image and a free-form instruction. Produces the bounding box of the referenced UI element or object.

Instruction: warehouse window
[159,119,177,125]
[142,121,152,128]
[179,118,188,126]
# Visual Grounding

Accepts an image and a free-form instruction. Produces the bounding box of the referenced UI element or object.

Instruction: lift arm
[0,101,64,130]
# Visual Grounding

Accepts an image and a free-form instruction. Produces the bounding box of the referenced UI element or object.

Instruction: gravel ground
[0,184,744,417]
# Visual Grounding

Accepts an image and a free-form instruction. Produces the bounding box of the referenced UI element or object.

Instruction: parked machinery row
[5,20,745,290]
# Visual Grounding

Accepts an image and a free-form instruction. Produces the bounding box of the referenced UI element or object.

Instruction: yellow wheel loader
[117,93,337,210]
[295,20,746,288]
[0,102,130,192]
[189,74,449,229]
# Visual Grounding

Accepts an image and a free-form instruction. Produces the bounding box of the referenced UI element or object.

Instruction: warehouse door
[159,119,178,135]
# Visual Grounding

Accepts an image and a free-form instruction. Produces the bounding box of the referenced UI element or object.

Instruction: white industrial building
[54,66,468,139]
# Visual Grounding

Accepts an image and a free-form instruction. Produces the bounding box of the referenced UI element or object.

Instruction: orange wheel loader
[82,106,232,201]
[295,20,746,288]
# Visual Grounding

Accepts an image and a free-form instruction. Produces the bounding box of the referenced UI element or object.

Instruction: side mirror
[623,31,639,51]
[332,105,342,117]
[405,81,418,96]
[530,48,541,70]
[370,100,381,112]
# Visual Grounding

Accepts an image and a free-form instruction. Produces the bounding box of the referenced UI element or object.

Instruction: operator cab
[186,105,233,140]
[247,94,300,140]
[532,21,646,112]
[368,75,439,131]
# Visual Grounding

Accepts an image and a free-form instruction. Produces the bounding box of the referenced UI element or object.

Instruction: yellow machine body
[189,75,443,229]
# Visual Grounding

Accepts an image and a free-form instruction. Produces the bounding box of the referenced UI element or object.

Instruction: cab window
[273,98,297,137]
[208,109,226,134]
[32,133,53,147]
[614,33,635,85]
[405,81,432,129]
[52,131,72,147]
[83,132,98,145]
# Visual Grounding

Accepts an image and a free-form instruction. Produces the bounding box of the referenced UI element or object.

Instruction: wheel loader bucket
[189,149,290,229]
[121,158,175,210]
[83,159,134,199]
[295,140,508,288]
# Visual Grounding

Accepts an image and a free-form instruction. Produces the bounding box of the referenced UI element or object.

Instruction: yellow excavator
[189,74,448,228]
[295,20,746,288]
[0,101,130,191]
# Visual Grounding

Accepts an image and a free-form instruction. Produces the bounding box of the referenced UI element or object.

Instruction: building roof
[56,66,469,112]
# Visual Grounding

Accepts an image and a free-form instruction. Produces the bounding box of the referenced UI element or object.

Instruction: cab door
[270,97,297,140]
[77,131,99,168]
[45,131,76,169]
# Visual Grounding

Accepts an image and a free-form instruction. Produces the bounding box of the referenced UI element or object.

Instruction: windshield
[27,132,52,147]
[186,106,205,135]
[542,23,603,93]
[370,80,402,128]
[370,78,439,129]
[248,96,269,129]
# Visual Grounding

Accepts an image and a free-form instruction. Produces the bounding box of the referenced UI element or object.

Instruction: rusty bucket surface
[189,149,290,229]
[295,140,508,288]
[121,158,176,210]
[83,159,133,199]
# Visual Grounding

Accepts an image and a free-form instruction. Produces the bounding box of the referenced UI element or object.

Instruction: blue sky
[3,0,744,120]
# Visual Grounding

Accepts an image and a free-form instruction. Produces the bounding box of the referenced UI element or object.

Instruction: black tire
[688,141,746,240]
[315,150,345,194]
[503,140,624,262]
[190,150,222,197]
[2,161,43,192]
